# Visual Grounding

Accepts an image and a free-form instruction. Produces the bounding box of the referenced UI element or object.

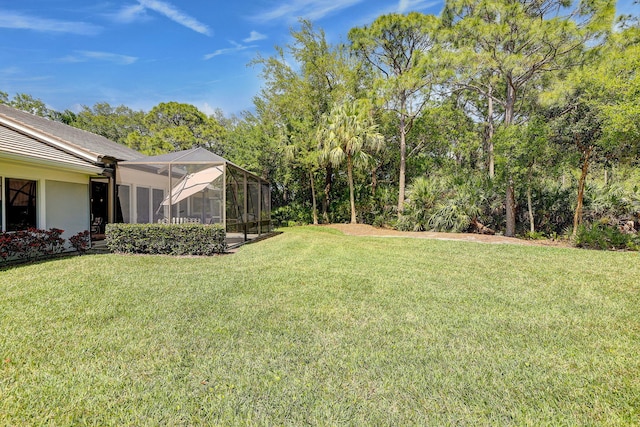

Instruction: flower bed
[0,228,90,264]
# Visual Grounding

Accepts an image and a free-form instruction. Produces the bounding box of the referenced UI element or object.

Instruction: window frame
[3,177,38,232]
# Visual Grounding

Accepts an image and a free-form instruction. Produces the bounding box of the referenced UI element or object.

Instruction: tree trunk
[504,81,516,126]
[309,169,318,225]
[527,167,535,233]
[471,218,495,235]
[505,178,516,237]
[504,80,517,236]
[322,163,333,223]
[527,185,535,234]
[371,164,378,196]
[397,113,407,217]
[487,86,495,179]
[347,154,357,224]
[573,146,593,236]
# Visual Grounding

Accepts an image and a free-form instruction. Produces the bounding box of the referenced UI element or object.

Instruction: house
[0,104,271,248]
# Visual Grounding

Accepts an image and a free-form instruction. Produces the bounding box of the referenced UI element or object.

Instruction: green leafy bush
[524,230,547,240]
[574,223,639,251]
[106,223,227,256]
[400,175,491,233]
[272,204,312,227]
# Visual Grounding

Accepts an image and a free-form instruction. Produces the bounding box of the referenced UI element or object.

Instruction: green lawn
[1,226,639,425]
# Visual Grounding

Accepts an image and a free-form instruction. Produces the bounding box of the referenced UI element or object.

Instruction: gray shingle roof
[0,124,103,173]
[0,104,143,162]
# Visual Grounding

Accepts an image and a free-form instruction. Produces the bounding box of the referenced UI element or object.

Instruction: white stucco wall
[45,180,90,240]
[1,159,92,238]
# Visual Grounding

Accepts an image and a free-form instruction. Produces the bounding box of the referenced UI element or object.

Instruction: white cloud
[204,41,256,60]
[243,31,267,43]
[200,102,217,116]
[0,10,101,35]
[397,0,411,13]
[60,51,138,65]
[113,0,211,35]
[0,67,51,83]
[397,0,441,13]
[112,4,147,23]
[138,0,211,35]
[250,0,364,22]
[353,0,441,27]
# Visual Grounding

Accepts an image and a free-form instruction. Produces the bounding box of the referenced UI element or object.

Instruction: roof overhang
[0,151,104,175]
[0,115,101,164]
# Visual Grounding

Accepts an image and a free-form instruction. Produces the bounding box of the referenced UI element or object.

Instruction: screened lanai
[117,147,271,245]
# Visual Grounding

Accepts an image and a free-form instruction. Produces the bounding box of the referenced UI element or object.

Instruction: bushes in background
[575,223,639,251]
[106,223,227,256]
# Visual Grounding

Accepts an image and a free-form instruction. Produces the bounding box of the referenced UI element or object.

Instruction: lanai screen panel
[166,164,224,224]
[261,182,271,232]
[225,165,244,232]
[247,175,260,234]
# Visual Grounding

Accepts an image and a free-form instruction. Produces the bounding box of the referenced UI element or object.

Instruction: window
[136,187,150,224]
[116,185,130,223]
[4,178,37,231]
[152,189,165,222]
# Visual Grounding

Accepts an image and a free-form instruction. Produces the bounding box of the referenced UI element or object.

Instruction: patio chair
[90,217,103,234]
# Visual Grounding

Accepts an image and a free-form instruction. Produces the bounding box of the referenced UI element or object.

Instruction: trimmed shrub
[0,228,66,263]
[105,223,227,256]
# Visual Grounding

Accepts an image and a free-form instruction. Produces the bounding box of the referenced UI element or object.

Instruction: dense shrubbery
[272,204,312,227]
[397,175,499,233]
[583,183,640,226]
[106,223,227,255]
[0,228,74,263]
[574,223,639,251]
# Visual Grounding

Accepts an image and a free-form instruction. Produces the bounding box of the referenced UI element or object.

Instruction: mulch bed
[324,223,572,248]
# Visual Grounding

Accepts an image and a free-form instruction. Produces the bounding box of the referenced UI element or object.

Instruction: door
[90,179,109,239]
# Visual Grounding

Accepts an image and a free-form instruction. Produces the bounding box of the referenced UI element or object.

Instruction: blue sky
[0,0,637,116]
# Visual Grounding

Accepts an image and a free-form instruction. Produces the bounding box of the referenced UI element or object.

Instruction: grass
[1,226,639,425]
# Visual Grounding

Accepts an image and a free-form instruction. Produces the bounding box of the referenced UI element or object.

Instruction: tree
[583,26,640,158]
[49,109,77,125]
[349,12,442,216]
[443,0,615,236]
[319,100,384,223]
[252,43,322,223]
[494,116,556,234]
[548,91,603,235]
[253,20,350,224]
[72,103,145,145]
[544,25,639,235]
[6,93,49,117]
[125,102,226,155]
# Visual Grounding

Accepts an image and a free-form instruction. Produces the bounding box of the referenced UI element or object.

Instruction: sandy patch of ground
[324,223,571,247]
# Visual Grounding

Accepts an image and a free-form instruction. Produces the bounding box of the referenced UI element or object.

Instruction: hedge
[105,223,227,256]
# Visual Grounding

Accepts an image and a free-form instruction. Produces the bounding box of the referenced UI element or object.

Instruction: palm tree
[318,100,384,224]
